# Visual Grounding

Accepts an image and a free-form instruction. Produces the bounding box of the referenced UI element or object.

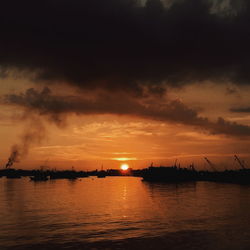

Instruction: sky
[1,0,250,170]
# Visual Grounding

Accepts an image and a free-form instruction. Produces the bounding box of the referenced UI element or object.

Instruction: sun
[120,163,129,171]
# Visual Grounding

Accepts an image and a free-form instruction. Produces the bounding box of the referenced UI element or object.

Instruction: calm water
[1,177,250,250]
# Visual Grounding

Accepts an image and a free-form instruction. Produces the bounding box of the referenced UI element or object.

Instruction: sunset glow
[120,164,129,171]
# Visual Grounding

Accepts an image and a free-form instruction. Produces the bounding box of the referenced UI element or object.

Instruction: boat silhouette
[49,170,79,180]
[5,169,22,179]
[97,165,106,178]
[142,165,198,183]
[30,171,49,181]
[97,170,106,178]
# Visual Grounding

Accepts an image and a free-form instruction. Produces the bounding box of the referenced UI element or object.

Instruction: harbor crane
[234,155,247,170]
[204,157,217,172]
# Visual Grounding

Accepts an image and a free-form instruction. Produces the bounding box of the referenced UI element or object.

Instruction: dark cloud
[230,106,250,113]
[1,0,250,95]
[225,86,239,95]
[4,87,250,137]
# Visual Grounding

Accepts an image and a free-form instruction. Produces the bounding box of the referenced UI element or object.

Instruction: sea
[0,176,250,250]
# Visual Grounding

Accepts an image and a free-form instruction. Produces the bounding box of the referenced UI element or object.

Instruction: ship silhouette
[97,165,106,178]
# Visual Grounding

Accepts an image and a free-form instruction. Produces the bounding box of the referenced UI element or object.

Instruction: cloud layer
[230,106,250,113]
[1,0,250,95]
[4,87,250,137]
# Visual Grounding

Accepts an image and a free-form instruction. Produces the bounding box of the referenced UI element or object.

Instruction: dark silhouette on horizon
[2,155,250,184]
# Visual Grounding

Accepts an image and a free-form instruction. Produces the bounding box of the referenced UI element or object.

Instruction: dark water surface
[0,177,250,249]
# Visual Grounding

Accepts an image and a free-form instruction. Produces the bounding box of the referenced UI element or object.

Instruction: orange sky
[1,76,250,171]
[1,1,250,171]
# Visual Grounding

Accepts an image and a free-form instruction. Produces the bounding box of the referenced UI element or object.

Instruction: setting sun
[120,163,129,171]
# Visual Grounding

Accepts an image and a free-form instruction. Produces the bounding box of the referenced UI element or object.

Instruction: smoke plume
[5,118,46,168]
[5,145,20,168]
